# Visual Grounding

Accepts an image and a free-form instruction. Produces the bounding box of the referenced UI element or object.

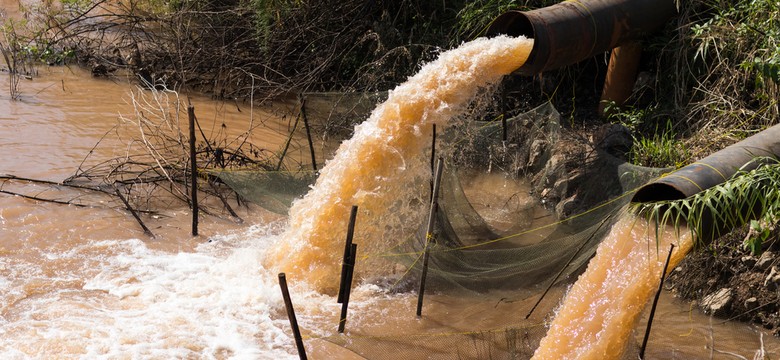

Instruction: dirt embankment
[667,228,780,336]
[531,123,780,338]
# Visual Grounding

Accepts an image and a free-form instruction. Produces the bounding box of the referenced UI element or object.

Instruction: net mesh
[210,94,765,359]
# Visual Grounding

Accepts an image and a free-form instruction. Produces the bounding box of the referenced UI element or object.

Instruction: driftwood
[0,188,91,207]
[114,186,156,238]
[0,173,160,236]
[0,84,287,236]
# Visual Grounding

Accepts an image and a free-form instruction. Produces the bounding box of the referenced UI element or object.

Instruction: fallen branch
[0,188,90,207]
[114,186,156,238]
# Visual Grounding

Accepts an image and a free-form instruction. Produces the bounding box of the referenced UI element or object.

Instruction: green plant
[629,121,689,168]
[454,0,521,40]
[603,102,653,132]
[251,0,301,49]
[631,158,780,255]
[676,0,780,130]
[453,0,558,41]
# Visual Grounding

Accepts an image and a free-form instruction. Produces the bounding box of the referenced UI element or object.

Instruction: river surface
[1,16,779,360]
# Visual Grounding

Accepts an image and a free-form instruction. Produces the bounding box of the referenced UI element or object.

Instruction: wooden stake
[338,243,358,333]
[298,94,318,172]
[417,158,444,318]
[279,273,308,360]
[639,243,675,359]
[501,77,508,142]
[188,103,199,236]
[338,205,359,304]
[429,124,436,201]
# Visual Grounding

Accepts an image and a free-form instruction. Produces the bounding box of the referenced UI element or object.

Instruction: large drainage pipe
[486,0,677,75]
[631,124,780,242]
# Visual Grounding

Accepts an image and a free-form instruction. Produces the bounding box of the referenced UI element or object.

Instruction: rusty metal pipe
[631,124,780,243]
[632,124,780,203]
[599,41,643,116]
[486,0,677,75]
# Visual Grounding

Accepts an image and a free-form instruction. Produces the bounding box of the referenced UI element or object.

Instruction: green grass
[628,122,689,169]
[631,159,780,254]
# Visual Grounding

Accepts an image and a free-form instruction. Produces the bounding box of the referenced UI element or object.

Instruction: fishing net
[298,91,388,138]
[207,92,387,214]
[311,100,767,359]
[212,92,699,358]
[304,99,676,359]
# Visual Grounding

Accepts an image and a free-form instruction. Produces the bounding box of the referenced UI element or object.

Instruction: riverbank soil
[667,227,780,337]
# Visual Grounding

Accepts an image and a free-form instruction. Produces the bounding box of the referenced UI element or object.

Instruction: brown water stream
[0,20,778,360]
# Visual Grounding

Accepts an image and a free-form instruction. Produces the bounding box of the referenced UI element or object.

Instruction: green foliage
[1,17,75,66]
[453,0,557,40]
[604,103,689,168]
[628,121,689,169]
[741,47,780,88]
[746,219,770,254]
[689,0,780,64]
[454,0,520,40]
[674,0,780,131]
[603,101,653,132]
[60,0,95,10]
[251,0,301,48]
[631,159,780,255]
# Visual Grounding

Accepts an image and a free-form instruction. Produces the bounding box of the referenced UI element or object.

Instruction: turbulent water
[0,35,533,358]
[266,36,533,294]
[532,216,694,359]
[1,14,778,359]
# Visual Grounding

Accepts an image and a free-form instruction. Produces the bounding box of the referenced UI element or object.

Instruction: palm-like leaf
[630,158,780,253]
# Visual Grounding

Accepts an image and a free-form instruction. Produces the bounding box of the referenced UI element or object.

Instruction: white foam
[0,223,322,359]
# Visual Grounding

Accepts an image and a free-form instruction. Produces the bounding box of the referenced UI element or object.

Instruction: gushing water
[266,36,533,294]
[531,214,694,359]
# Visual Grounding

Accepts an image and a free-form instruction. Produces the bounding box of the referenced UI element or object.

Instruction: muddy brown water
[0,42,778,360]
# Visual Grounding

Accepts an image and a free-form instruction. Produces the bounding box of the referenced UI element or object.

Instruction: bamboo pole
[278,273,308,360]
[188,103,199,236]
[525,215,611,319]
[277,112,301,171]
[501,77,508,142]
[338,243,358,333]
[429,124,436,201]
[338,205,359,303]
[639,243,675,359]
[417,158,444,317]
[298,94,318,172]
[114,186,155,238]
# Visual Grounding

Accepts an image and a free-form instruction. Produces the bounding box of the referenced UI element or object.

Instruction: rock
[556,196,579,218]
[526,139,549,172]
[764,266,780,290]
[741,255,757,268]
[701,288,733,316]
[553,177,568,197]
[592,123,632,158]
[756,251,776,271]
[744,297,759,311]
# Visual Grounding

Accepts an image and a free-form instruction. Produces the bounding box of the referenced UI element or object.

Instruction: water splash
[266,36,533,293]
[532,214,694,359]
